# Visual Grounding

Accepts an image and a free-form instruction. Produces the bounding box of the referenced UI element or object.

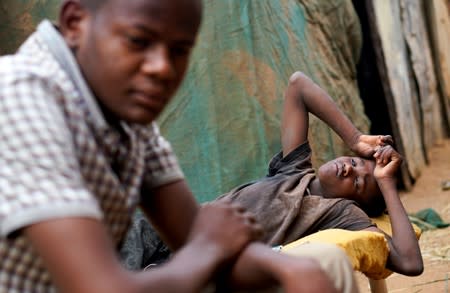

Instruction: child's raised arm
[367,146,424,275]
[281,71,392,157]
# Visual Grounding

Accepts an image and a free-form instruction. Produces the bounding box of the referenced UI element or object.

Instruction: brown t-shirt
[217,142,374,245]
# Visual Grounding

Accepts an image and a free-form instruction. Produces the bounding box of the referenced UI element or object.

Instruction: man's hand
[187,201,263,264]
[373,145,402,181]
[350,134,393,158]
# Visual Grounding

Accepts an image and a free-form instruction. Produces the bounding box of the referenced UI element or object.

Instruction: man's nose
[141,45,176,80]
[343,163,353,177]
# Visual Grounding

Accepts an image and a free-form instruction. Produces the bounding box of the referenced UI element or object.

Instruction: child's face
[317,156,380,205]
[65,0,201,124]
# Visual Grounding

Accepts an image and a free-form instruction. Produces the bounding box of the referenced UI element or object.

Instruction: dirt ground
[356,139,450,292]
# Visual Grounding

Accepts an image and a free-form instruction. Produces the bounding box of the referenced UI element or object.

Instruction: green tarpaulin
[159,0,369,202]
[0,0,60,55]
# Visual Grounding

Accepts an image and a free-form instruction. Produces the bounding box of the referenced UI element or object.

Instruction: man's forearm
[136,242,225,293]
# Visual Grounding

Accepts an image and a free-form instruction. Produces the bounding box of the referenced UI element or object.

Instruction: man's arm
[364,146,423,276]
[24,201,261,293]
[139,180,199,250]
[24,217,224,293]
[282,71,392,157]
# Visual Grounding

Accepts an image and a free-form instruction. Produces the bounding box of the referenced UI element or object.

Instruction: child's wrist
[376,177,397,189]
[348,131,362,151]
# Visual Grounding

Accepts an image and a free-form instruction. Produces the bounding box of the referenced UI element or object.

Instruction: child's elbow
[407,261,424,276]
[398,258,424,276]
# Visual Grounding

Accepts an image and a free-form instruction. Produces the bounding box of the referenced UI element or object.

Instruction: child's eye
[351,158,356,167]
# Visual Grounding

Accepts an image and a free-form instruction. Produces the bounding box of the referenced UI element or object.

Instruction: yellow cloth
[280,215,422,280]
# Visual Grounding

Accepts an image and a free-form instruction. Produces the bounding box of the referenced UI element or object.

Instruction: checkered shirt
[0,20,184,292]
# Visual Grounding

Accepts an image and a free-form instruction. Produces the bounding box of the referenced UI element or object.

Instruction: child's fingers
[375,146,392,164]
[373,145,382,158]
[374,145,386,160]
[376,135,393,147]
[380,135,393,146]
[377,151,386,164]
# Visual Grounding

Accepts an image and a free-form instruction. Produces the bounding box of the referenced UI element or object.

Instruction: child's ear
[58,1,90,50]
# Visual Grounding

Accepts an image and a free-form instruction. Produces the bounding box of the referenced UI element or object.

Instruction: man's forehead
[101,0,202,34]
[104,0,201,17]
[79,0,103,11]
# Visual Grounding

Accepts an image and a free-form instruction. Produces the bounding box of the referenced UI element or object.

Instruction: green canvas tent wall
[158,0,370,202]
[0,0,60,55]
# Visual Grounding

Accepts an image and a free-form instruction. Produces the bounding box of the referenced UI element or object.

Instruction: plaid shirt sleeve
[142,123,184,188]
[0,73,102,237]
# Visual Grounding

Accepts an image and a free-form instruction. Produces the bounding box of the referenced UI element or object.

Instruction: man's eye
[171,46,190,57]
[351,158,356,167]
[354,177,359,189]
[126,36,149,48]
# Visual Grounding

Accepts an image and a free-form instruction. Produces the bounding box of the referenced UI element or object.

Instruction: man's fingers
[213,201,265,241]
[241,211,263,240]
[232,203,247,213]
[244,213,257,224]
[250,221,264,240]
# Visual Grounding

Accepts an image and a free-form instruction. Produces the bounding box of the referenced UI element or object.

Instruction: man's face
[317,156,380,205]
[65,0,201,124]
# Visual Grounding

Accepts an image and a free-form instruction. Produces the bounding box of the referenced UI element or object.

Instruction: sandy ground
[356,139,450,292]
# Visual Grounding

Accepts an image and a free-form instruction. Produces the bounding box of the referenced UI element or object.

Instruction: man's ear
[58,0,90,50]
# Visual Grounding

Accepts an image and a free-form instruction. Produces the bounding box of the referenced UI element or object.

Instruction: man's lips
[131,90,166,111]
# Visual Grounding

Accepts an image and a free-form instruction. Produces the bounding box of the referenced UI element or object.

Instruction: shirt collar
[36,20,108,130]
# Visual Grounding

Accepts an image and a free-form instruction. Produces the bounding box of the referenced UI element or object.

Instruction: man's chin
[127,116,156,125]
[119,110,158,125]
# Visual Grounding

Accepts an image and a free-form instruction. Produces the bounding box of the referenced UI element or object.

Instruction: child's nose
[343,163,353,177]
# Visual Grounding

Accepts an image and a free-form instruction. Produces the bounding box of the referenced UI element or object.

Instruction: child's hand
[373,145,402,181]
[351,134,393,158]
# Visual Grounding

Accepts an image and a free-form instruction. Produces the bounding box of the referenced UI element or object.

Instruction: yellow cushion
[280,215,421,280]
[281,229,392,279]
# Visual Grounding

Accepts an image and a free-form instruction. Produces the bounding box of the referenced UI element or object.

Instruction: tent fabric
[159,0,370,202]
[0,0,59,55]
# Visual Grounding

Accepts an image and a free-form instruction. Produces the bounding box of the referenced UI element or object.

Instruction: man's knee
[282,243,359,293]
